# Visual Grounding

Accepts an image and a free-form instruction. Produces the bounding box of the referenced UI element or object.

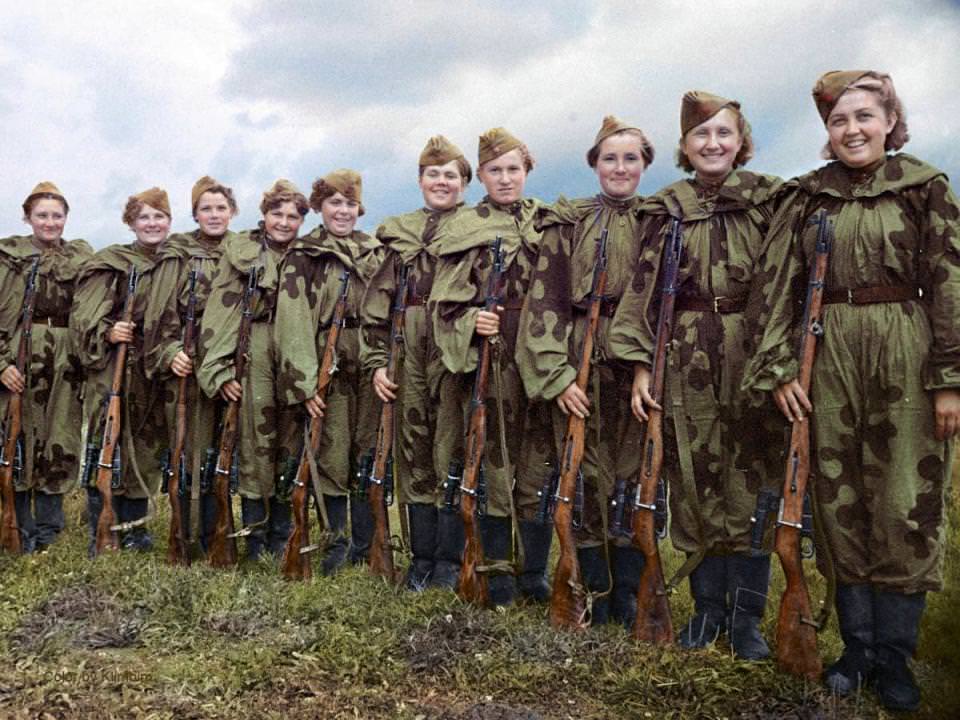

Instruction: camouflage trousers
[811,306,949,593]
[549,360,642,548]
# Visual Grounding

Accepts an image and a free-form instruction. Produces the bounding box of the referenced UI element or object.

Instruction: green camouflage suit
[360,206,460,505]
[516,195,645,546]
[195,230,298,500]
[430,196,554,520]
[609,170,786,556]
[274,226,382,497]
[742,154,960,593]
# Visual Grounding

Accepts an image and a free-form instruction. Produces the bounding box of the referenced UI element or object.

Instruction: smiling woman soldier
[0,182,92,552]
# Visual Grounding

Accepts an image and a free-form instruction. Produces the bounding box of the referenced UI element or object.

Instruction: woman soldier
[431,127,554,606]
[196,179,306,560]
[360,137,471,589]
[0,182,92,552]
[72,187,178,552]
[517,116,654,624]
[143,176,239,554]
[609,92,784,658]
[274,170,382,575]
[743,71,960,711]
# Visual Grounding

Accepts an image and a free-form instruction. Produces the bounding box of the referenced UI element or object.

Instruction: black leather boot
[405,503,437,590]
[13,490,36,553]
[85,487,103,558]
[267,496,292,556]
[610,544,645,628]
[199,492,218,553]
[240,497,268,560]
[34,491,65,551]
[577,545,610,625]
[348,494,375,565]
[824,583,875,696]
[431,506,465,590]
[678,554,727,649]
[873,590,925,712]
[517,519,553,603]
[479,515,515,607]
[321,494,349,576]
[727,554,771,660]
[119,497,152,551]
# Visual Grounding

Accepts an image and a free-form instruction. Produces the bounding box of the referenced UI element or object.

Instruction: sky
[2,0,959,248]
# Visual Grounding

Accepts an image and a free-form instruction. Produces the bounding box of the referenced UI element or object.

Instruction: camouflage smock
[274,225,382,496]
[516,194,645,546]
[195,229,298,499]
[0,235,92,493]
[430,196,554,518]
[608,169,785,556]
[741,154,960,592]
[360,204,461,505]
[72,242,178,498]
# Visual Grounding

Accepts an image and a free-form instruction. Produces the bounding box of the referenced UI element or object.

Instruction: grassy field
[1,485,957,720]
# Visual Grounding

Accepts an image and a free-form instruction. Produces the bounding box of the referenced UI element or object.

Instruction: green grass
[1,490,956,720]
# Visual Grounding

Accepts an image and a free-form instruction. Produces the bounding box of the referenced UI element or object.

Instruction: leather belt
[33,316,69,328]
[823,285,923,305]
[675,295,746,314]
[321,316,360,330]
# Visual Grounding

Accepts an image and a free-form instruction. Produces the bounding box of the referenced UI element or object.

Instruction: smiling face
[478,147,527,205]
[826,88,896,169]
[25,197,67,246]
[419,159,465,211]
[594,132,647,198]
[263,200,304,244]
[320,192,361,237]
[194,191,234,238]
[130,204,170,248]
[681,107,744,183]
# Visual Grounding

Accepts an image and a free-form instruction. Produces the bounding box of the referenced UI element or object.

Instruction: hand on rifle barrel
[305,392,326,419]
[108,320,136,344]
[170,351,194,377]
[372,367,398,403]
[475,308,503,337]
[773,379,812,423]
[0,366,25,394]
[219,379,242,402]
[933,388,960,441]
[631,364,661,422]
[556,381,590,419]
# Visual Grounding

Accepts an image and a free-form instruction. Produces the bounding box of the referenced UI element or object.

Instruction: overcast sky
[2,0,958,248]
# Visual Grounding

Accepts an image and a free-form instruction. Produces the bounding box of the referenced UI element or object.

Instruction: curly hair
[821,72,909,160]
[260,188,309,217]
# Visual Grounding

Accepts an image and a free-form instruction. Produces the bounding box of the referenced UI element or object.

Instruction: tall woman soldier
[743,70,960,711]
[360,137,471,589]
[144,176,239,555]
[274,170,382,575]
[72,187,178,552]
[430,127,555,606]
[196,180,306,559]
[609,92,785,657]
[517,116,654,625]
[0,183,92,552]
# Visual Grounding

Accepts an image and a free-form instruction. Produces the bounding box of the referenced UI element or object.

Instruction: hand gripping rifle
[367,263,409,581]
[547,229,609,630]
[457,236,505,606]
[774,209,832,680]
[92,266,139,555]
[632,218,682,645]
[0,257,41,554]
[282,270,352,580]
[165,265,198,566]
[209,265,260,567]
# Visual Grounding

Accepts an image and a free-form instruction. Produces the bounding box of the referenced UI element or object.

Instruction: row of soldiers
[2,69,958,713]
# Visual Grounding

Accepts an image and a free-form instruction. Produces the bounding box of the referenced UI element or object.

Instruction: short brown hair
[586,128,655,169]
[821,73,909,160]
[260,187,309,217]
[23,193,68,218]
[193,185,238,218]
[675,110,754,173]
[418,157,473,185]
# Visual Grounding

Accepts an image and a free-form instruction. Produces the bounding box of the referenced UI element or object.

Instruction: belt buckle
[847,289,854,304]
[713,296,725,313]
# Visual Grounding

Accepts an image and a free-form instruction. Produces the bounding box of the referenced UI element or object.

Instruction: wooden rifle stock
[92,266,139,555]
[774,210,831,680]
[457,236,505,606]
[282,270,352,580]
[549,229,609,630]
[0,257,40,554]
[632,218,682,645]
[166,265,198,566]
[368,263,409,581]
[209,265,261,567]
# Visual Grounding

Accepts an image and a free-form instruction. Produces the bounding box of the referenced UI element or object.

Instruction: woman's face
[681,108,743,183]
[419,160,464,211]
[826,88,895,169]
[263,201,304,244]
[321,192,360,237]
[478,147,527,205]
[195,191,233,238]
[131,204,170,248]
[26,197,67,245]
[594,133,646,198]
